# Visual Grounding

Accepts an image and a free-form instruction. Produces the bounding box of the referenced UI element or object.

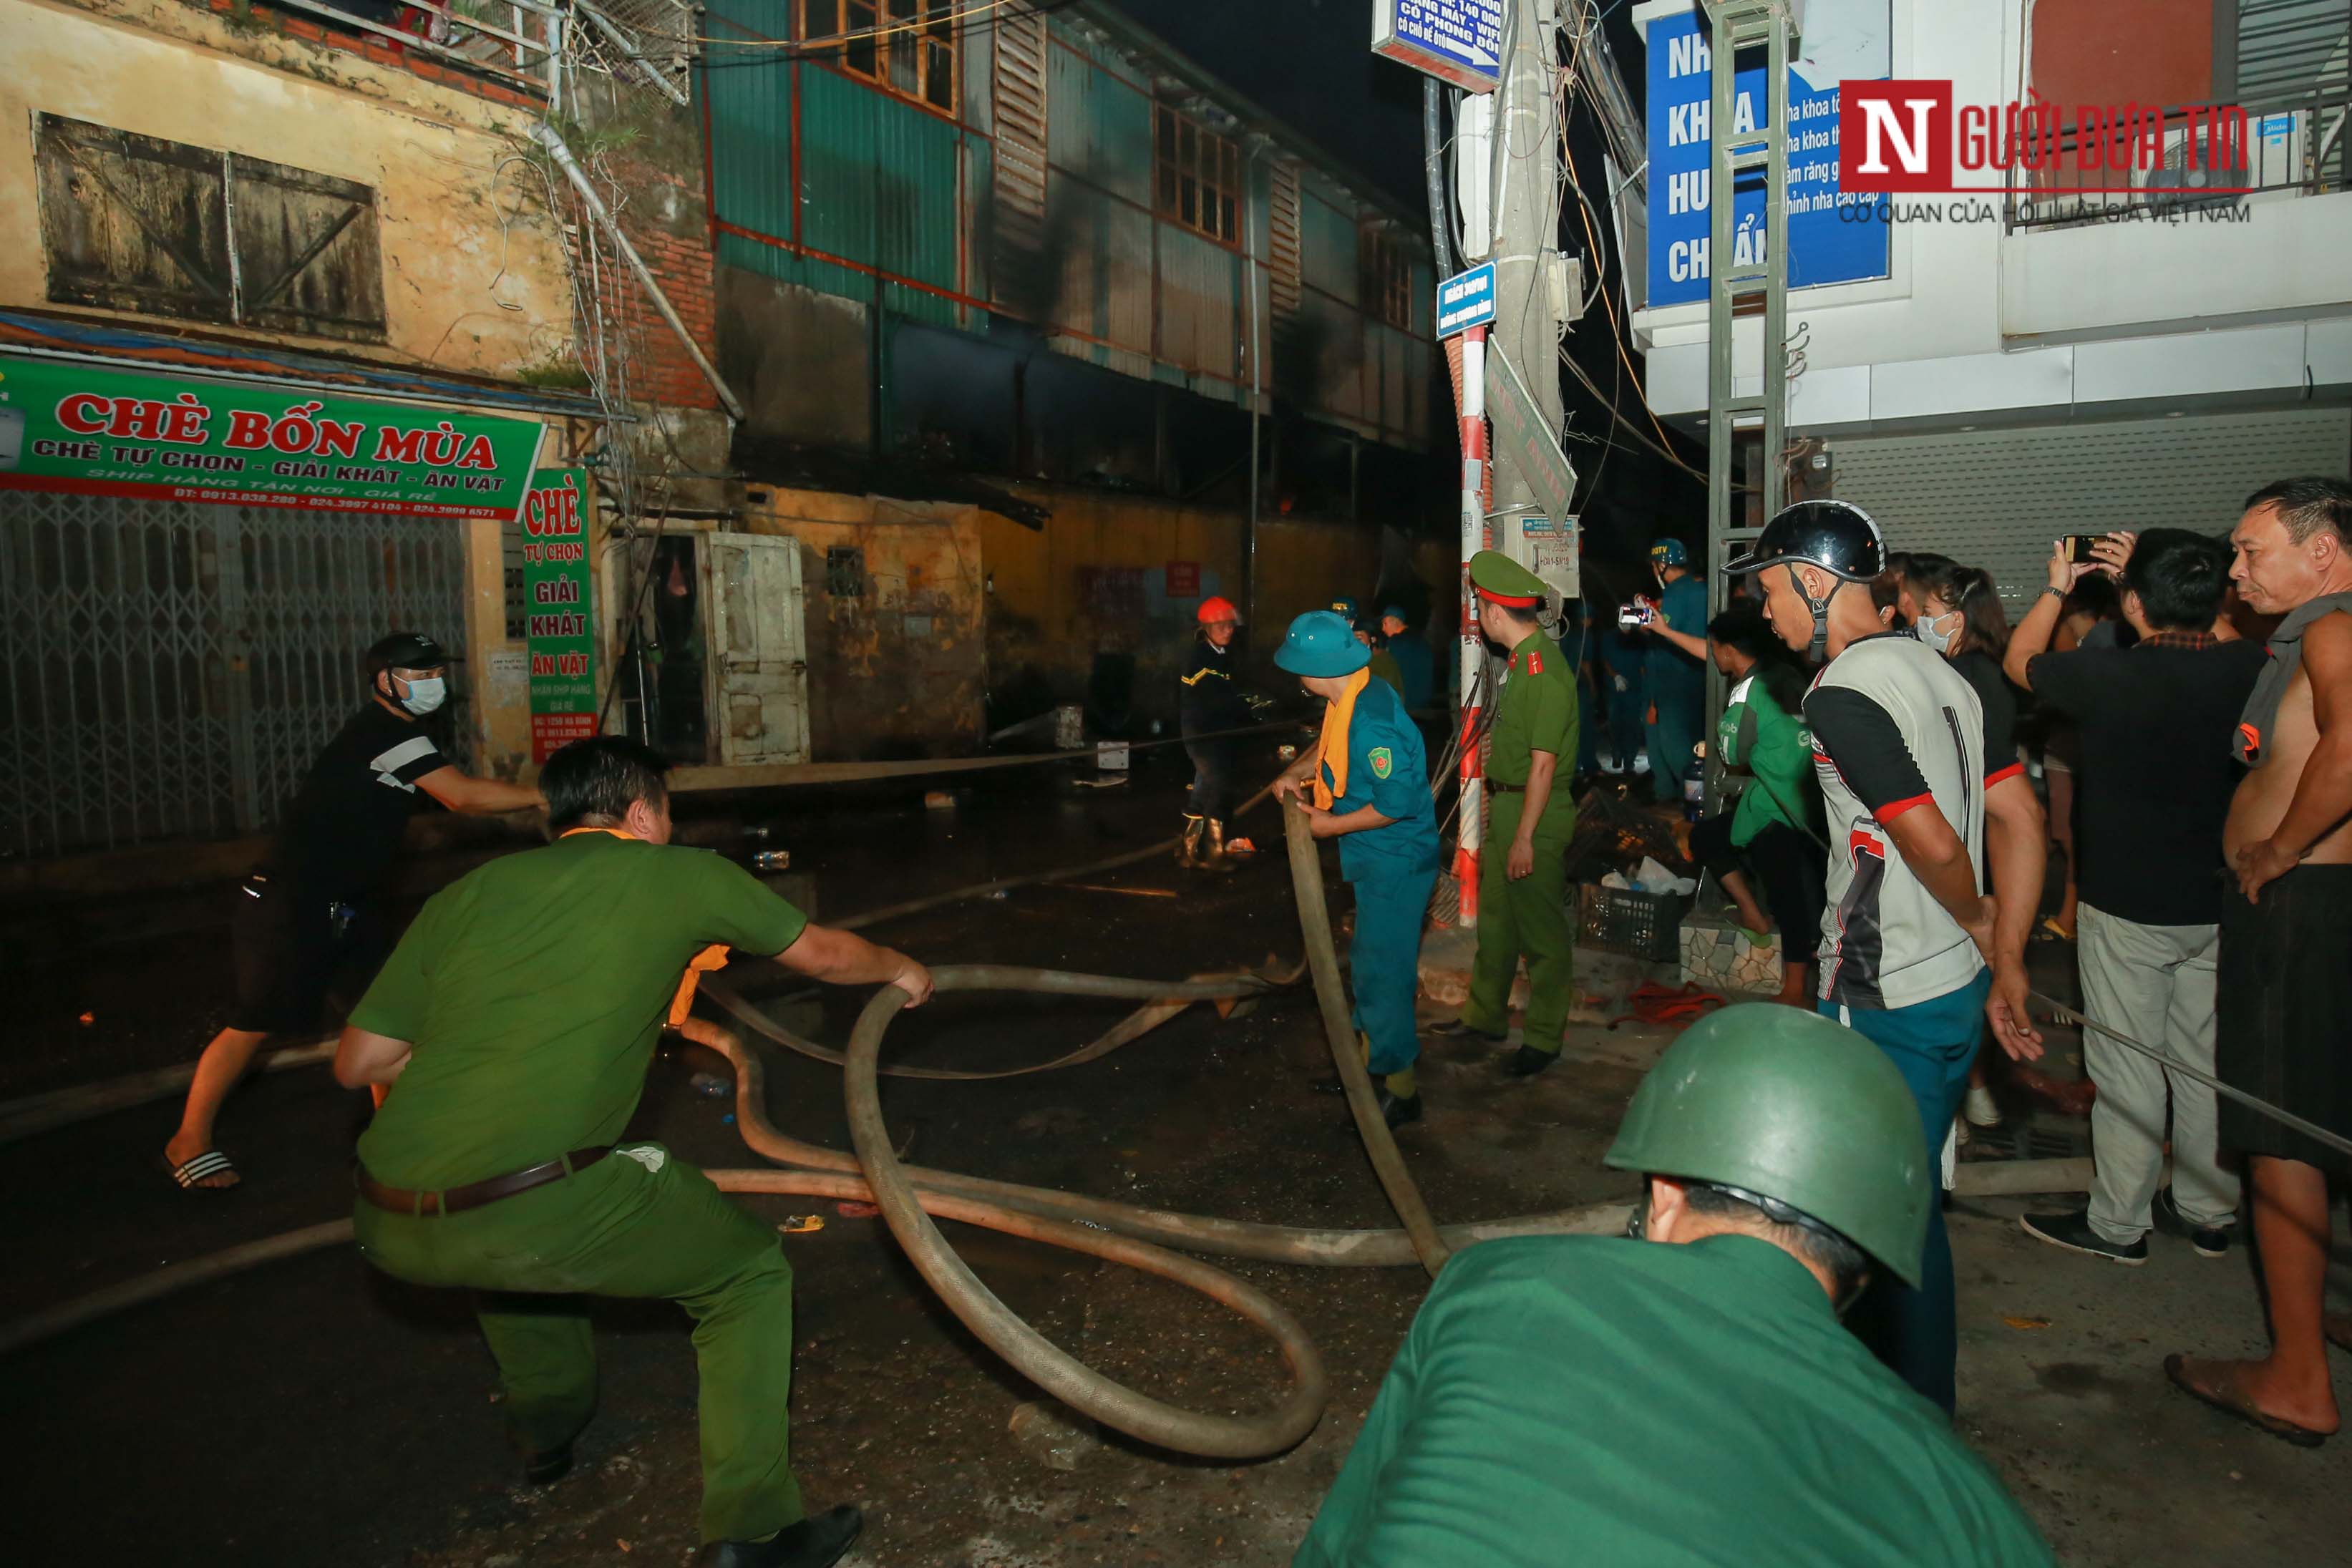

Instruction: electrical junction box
[1495,512,1580,609]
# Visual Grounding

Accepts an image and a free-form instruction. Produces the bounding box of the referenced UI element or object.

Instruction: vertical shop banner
[522,468,598,761]
[1645,0,1892,307]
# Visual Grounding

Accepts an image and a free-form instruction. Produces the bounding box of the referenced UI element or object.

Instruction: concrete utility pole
[1452,0,1566,927]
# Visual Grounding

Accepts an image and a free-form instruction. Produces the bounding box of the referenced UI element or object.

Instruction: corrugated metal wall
[699,0,1429,447]
[1828,406,2352,619]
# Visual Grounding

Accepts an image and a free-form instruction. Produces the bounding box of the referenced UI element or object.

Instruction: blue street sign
[1371,0,1501,94]
[1436,261,1497,338]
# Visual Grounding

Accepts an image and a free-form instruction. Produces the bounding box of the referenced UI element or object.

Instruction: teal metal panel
[1045,39,1151,206]
[701,10,797,250]
[1299,191,1358,306]
[1157,224,1237,382]
[794,69,962,321]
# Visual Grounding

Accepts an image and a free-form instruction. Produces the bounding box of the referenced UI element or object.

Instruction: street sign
[1435,261,1497,338]
[1483,344,1578,531]
[1371,0,1501,94]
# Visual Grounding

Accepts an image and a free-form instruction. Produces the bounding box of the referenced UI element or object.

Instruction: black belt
[1487,781,1527,794]
[356,1146,611,1218]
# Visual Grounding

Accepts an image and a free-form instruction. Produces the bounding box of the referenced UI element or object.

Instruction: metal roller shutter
[1825,407,2352,619]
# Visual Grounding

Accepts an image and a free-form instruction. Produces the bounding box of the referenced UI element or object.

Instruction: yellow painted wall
[739,487,986,759]
[982,488,1380,723]
[0,0,573,383]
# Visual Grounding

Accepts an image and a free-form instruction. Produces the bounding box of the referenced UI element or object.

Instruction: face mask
[1913,610,1960,656]
[397,675,447,716]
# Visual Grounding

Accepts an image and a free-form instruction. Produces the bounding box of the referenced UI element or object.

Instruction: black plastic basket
[1577,882,1687,962]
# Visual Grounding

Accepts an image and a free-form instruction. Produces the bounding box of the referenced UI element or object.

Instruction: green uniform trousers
[1462,793,1575,1055]
[352,1143,804,1544]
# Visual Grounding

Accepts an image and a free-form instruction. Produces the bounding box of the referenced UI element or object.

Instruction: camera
[2062,534,2104,565]
[1618,598,1658,631]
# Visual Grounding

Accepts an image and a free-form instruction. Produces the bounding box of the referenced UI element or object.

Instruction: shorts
[1691,814,1826,955]
[228,874,382,1036]
[2217,865,2352,1174]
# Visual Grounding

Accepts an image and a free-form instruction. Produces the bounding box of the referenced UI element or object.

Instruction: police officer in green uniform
[1271,612,1442,1128]
[1430,551,1580,1077]
[1293,1005,2055,1568]
[334,737,928,1568]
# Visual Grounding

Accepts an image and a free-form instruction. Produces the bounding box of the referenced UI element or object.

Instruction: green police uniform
[1462,552,1579,1058]
[1291,1234,2054,1568]
[349,832,816,1545]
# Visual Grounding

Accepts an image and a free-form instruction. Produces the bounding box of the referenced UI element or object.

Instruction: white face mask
[397,674,447,716]
[1913,608,1961,657]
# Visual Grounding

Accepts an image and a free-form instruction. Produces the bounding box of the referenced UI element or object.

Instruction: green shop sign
[521,468,598,761]
[0,354,544,519]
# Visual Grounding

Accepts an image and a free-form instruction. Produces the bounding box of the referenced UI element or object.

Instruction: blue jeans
[1349,869,1439,1075]
[1819,968,1991,1416]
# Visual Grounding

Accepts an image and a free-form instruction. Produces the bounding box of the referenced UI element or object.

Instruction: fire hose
[0,803,1625,1456]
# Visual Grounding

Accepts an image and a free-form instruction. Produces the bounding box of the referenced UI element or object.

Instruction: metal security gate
[0,492,470,860]
[1826,406,2352,622]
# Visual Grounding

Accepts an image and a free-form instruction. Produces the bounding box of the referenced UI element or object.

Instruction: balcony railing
[2004,87,2352,230]
[198,0,693,107]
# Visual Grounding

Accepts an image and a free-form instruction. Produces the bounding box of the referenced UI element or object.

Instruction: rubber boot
[1198,817,1237,875]
[1177,814,1207,870]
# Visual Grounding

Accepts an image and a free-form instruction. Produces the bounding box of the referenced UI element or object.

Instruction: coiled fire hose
[0,800,1627,1456]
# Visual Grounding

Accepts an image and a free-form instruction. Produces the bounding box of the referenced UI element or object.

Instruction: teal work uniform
[1646,572,1711,801]
[1320,674,1441,1075]
[1387,633,1437,711]
[1293,1235,2054,1568]
[1462,630,1579,1057]
[349,833,816,1545]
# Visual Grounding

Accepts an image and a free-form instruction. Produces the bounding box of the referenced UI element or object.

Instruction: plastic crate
[1577,882,1688,962]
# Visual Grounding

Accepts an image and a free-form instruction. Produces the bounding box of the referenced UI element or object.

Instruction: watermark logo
[1839,80,2251,195]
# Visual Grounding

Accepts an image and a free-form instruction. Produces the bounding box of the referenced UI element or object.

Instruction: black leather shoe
[1504,1045,1559,1078]
[1376,1088,1423,1129]
[1429,1018,1507,1043]
[522,1443,573,1486]
[694,1506,865,1568]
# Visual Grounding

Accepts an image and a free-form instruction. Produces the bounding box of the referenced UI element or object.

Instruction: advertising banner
[520,468,598,762]
[1644,0,1892,307]
[1371,0,1501,93]
[0,354,544,518]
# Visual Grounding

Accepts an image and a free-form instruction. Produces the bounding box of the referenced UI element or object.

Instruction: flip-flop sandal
[2163,1354,2331,1448]
[164,1150,240,1192]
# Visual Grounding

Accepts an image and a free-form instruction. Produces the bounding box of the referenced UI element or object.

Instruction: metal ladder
[1701,0,1795,801]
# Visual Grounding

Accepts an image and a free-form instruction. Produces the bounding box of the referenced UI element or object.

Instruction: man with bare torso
[2167,477,2352,1448]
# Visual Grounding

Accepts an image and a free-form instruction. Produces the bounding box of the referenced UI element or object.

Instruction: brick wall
[601,160,721,415]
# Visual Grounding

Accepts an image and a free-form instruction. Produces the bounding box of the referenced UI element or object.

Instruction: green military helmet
[1603,1003,1930,1287]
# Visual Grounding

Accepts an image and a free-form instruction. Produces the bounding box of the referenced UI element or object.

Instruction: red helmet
[1196,595,1241,626]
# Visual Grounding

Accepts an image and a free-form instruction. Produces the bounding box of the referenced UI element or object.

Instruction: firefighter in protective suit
[1294,1004,2055,1566]
[1177,595,1260,870]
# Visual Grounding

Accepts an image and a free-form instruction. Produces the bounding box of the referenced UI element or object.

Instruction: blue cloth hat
[1275,610,1373,678]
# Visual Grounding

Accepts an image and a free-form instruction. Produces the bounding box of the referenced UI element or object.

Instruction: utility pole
[1449,0,1566,926]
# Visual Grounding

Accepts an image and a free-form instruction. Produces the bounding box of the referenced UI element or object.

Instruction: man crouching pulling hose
[334,736,933,1567]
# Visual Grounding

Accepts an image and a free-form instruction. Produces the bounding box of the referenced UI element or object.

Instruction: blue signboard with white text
[1372,0,1502,94]
[1436,262,1497,337]
[1644,1,1891,307]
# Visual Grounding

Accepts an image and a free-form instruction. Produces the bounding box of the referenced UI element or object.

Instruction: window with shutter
[34,115,387,344]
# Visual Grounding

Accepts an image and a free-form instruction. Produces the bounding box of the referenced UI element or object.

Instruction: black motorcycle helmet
[1724,500,1887,660]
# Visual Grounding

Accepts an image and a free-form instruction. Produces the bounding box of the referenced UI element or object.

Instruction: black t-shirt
[1949,650,2024,787]
[270,703,449,901]
[2028,638,2264,925]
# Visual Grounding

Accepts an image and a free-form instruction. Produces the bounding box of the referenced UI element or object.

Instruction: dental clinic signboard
[0,354,543,518]
[1643,0,1892,306]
